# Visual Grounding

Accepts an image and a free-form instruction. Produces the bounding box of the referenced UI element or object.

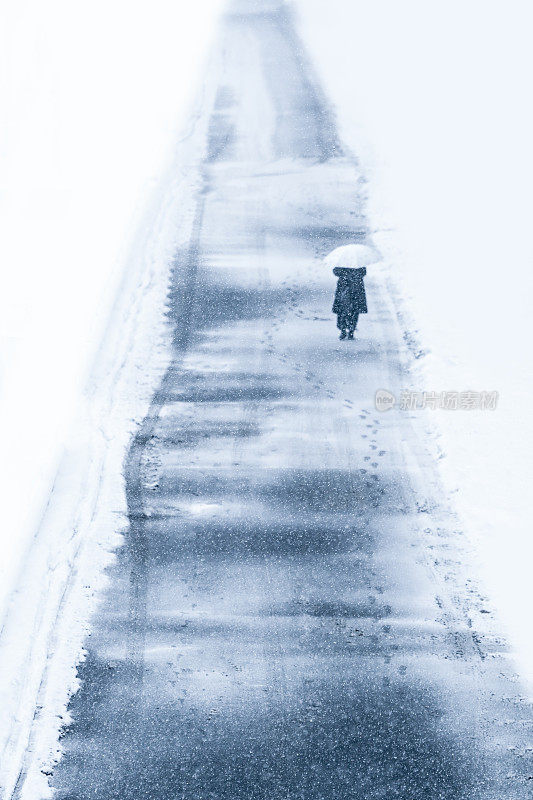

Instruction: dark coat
[332,267,368,324]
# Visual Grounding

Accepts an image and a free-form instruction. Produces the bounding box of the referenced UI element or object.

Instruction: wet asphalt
[49,2,532,798]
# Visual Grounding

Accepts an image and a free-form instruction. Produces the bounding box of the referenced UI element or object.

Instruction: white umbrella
[324,244,380,269]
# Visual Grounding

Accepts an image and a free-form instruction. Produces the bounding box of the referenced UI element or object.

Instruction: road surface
[48,1,532,798]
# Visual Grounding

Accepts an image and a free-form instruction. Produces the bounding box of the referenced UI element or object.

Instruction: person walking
[332,266,367,339]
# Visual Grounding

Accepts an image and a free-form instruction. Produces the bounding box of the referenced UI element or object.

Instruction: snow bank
[295,0,533,689]
[0,0,222,634]
[0,1,223,795]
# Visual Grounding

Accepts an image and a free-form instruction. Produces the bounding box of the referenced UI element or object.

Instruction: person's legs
[337,314,347,339]
[347,312,359,339]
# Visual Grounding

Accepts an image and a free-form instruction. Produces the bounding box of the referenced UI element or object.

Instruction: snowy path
[46,2,531,798]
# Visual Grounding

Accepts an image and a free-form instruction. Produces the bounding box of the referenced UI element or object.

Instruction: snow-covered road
[35,1,532,797]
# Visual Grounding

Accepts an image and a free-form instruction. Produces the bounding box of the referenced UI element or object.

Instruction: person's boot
[339,329,347,340]
[347,330,354,340]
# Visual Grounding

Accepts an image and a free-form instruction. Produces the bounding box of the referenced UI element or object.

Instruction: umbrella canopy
[324,244,380,270]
